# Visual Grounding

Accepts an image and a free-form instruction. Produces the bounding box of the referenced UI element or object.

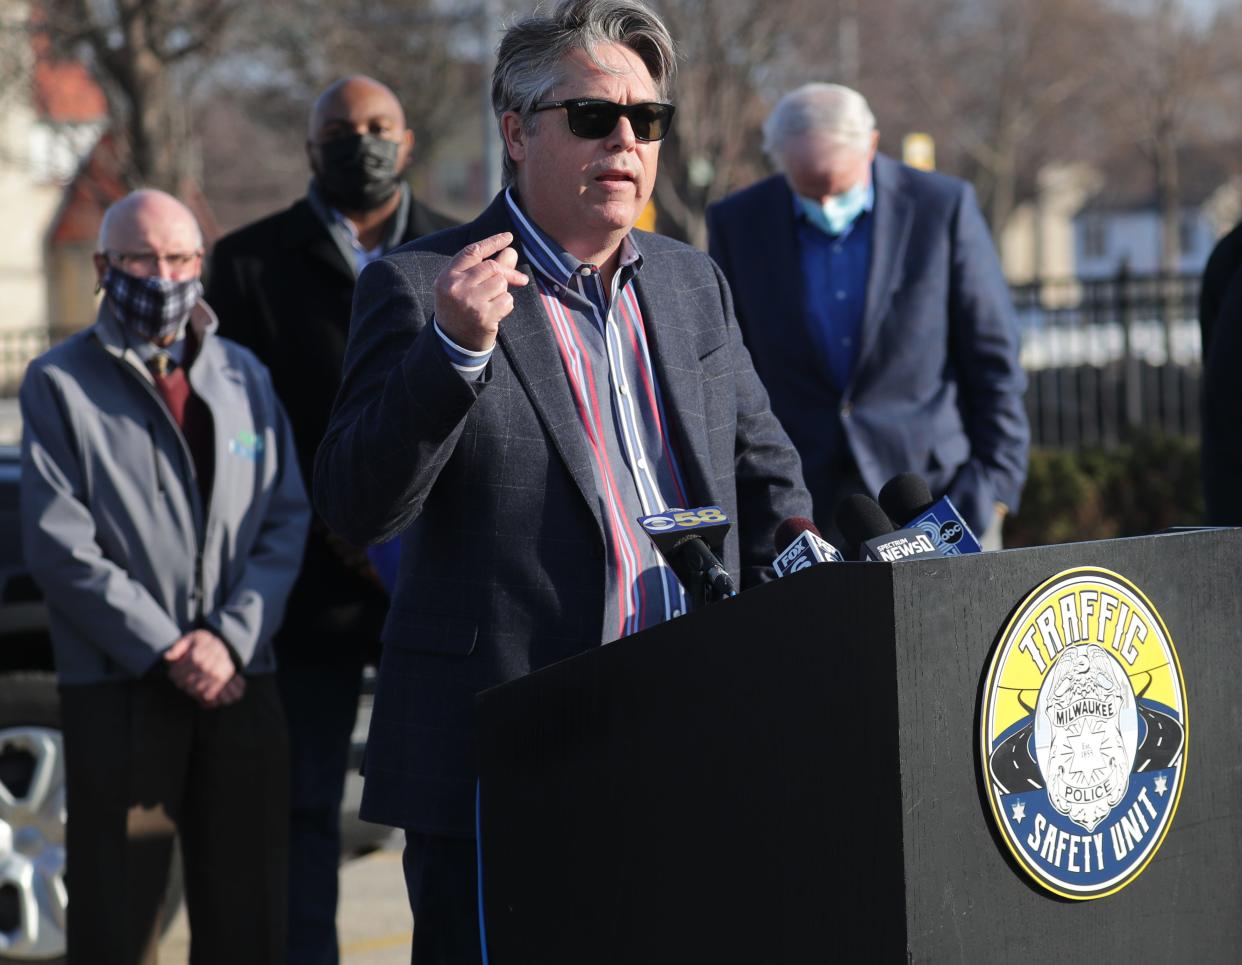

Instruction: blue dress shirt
[794,183,875,392]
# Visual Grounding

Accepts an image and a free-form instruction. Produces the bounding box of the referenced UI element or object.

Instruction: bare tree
[194,0,489,227]
[1099,0,1236,273]
[860,0,1113,234]
[651,0,830,246]
[32,0,242,191]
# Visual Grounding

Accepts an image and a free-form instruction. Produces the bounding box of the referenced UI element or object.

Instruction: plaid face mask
[101,266,203,342]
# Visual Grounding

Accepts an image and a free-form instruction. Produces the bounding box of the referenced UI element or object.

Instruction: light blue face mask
[798,178,870,236]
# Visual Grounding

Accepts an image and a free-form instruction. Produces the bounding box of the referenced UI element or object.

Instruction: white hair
[762,83,876,162]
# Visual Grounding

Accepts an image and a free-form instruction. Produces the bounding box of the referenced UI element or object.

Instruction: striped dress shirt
[436,188,691,640]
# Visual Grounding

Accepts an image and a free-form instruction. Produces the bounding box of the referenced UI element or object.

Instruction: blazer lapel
[853,155,912,384]
[632,260,716,508]
[481,199,604,534]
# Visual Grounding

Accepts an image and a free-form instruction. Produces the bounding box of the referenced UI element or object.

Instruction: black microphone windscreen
[835,494,896,559]
[775,515,821,554]
[878,472,934,524]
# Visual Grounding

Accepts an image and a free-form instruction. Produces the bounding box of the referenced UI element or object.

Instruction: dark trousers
[278,655,365,965]
[60,673,289,965]
[402,832,482,965]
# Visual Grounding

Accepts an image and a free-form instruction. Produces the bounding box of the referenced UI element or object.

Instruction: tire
[0,671,183,963]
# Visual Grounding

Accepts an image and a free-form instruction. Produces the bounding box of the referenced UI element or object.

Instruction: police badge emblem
[980,567,1188,899]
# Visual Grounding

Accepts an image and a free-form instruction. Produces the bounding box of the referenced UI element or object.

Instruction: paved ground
[160,830,413,963]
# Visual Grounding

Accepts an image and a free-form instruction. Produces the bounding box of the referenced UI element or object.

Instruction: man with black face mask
[207,75,456,965]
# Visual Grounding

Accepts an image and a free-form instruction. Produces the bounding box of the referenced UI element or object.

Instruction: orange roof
[48,134,220,248]
[32,59,107,123]
[49,133,128,246]
[29,20,107,123]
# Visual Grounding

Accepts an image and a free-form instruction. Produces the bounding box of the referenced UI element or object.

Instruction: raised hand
[433,232,529,352]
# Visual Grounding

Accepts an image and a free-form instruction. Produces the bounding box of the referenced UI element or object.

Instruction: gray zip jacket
[20,299,309,684]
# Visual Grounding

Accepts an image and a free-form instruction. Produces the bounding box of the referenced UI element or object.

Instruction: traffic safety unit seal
[980,566,1188,899]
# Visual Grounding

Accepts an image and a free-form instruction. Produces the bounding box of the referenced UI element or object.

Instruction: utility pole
[480,0,503,199]
[836,0,860,88]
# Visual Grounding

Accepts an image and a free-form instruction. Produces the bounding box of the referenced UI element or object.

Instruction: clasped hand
[164,629,245,708]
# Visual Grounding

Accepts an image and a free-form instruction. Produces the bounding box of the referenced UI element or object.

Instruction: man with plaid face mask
[20,189,309,964]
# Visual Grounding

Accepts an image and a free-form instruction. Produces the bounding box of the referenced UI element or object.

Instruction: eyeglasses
[531,99,676,142]
[106,250,202,272]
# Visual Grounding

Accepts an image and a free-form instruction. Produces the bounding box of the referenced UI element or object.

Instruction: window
[1082,215,1107,259]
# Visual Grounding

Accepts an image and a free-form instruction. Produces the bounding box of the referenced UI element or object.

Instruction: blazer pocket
[383,609,479,656]
[697,339,729,363]
[697,339,731,382]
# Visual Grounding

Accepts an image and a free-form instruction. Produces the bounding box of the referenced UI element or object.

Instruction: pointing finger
[448,233,516,273]
[458,256,527,289]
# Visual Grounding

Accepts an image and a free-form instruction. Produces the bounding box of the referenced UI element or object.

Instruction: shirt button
[835,290,847,300]
[636,458,648,470]
[841,402,853,417]
[579,266,593,276]
[619,383,630,396]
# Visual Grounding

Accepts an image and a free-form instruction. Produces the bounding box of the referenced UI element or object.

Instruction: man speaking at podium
[313,1,811,959]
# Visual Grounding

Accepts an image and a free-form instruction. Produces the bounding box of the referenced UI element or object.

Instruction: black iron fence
[1011,270,1202,449]
[0,329,51,398]
[0,270,1206,450]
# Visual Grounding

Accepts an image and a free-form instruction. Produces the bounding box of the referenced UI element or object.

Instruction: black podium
[475,529,1242,963]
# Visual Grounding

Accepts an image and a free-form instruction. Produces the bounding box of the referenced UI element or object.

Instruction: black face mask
[313,133,402,212]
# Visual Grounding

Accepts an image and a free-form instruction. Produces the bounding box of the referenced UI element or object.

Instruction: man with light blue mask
[708,82,1029,549]
[20,188,308,963]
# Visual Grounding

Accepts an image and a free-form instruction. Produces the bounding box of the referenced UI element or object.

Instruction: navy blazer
[314,192,812,834]
[707,154,1029,536]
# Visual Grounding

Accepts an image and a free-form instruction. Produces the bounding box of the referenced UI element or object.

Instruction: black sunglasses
[531,98,676,142]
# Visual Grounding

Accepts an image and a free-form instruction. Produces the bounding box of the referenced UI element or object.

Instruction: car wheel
[0,671,182,963]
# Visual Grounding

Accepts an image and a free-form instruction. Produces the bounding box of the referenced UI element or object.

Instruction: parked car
[0,446,382,963]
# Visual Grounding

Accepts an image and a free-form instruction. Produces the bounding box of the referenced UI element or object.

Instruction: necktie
[147,355,189,429]
[148,352,174,378]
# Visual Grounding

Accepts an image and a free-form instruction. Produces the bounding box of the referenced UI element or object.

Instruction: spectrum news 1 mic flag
[834,492,943,562]
[877,472,982,556]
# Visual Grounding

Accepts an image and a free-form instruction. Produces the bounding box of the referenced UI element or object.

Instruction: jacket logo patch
[227,430,265,460]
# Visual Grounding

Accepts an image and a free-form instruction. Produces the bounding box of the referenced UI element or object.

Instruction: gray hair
[492,0,678,184]
[762,83,876,163]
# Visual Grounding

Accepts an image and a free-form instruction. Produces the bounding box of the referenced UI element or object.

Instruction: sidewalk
[159,832,413,963]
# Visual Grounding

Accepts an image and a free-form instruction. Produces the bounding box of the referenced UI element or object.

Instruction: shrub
[1003,431,1203,548]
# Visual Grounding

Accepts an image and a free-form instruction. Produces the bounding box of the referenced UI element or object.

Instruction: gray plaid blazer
[314,192,812,834]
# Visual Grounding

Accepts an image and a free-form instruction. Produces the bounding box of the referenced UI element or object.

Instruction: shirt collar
[306,178,411,272]
[503,186,643,287]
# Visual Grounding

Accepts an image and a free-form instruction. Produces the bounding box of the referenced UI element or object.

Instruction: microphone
[773,517,844,576]
[878,472,982,556]
[638,506,737,607]
[834,494,896,561]
[834,493,941,563]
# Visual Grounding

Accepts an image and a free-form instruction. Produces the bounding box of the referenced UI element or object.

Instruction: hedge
[1003,431,1203,548]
